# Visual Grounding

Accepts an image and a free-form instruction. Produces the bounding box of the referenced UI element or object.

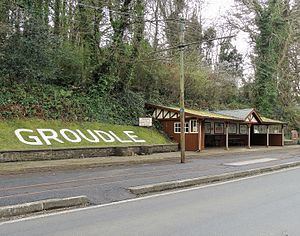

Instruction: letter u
[76,129,100,143]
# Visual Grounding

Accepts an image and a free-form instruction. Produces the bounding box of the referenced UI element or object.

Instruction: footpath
[1,146,299,175]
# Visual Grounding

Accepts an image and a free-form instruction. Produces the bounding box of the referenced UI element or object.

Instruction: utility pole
[179,16,185,163]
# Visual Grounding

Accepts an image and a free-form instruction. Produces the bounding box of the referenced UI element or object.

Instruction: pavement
[0,146,298,175]
[1,166,300,235]
[0,145,299,208]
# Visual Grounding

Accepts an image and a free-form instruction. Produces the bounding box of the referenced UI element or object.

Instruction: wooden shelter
[146,104,286,151]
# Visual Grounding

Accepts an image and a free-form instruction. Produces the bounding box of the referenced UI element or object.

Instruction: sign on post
[139,118,152,127]
[291,130,299,140]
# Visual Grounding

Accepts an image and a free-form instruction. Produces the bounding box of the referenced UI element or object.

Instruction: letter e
[123,131,146,143]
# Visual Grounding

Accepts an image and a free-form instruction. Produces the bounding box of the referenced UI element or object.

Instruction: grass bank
[0,119,171,151]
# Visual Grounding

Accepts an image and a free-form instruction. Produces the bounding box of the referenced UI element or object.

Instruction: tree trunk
[54,0,60,35]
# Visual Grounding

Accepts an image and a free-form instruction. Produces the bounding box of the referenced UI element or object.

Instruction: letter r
[37,129,64,145]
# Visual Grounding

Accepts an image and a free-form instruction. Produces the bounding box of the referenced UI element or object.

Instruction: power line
[149,35,236,55]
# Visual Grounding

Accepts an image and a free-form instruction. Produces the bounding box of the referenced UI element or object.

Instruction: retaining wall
[0,144,178,163]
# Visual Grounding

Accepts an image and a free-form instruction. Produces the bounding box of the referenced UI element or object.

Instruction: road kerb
[42,196,89,210]
[128,161,300,195]
[0,196,89,218]
[0,202,43,219]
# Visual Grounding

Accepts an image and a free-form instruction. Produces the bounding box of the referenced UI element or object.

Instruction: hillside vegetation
[0,1,299,130]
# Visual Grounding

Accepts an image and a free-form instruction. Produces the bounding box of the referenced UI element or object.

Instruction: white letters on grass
[108,131,133,143]
[37,129,64,145]
[124,131,146,143]
[76,129,99,143]
[94,130,115,143]
[15,128,146,146]
[15,129,44,146]
[60,129,82,143]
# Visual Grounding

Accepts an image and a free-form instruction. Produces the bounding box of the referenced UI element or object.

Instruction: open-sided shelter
[146,104,286,151]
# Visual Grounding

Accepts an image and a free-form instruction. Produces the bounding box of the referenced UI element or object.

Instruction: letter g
[15,129,43,146]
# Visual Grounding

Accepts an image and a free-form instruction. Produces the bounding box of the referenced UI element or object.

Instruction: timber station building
[146,104,286,151]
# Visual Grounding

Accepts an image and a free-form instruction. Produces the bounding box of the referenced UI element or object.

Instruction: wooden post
[179,17,185,163]
[266,125,269,147]
[282,125,285,146]
[198,119,202,151]
[248,124,251,149]
[225,123,229,150]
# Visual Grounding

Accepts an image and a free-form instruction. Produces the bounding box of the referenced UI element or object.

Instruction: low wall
[251,134,267,146]
[269,134,282,146]
[285,139,299,145]
[0,144,179,163]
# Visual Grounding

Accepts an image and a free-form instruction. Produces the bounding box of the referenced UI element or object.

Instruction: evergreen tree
[219,39,243,78]
[252,0,291,117]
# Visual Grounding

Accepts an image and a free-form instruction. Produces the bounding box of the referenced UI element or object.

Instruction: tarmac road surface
[1,167,300,236]
[1,147,300,207]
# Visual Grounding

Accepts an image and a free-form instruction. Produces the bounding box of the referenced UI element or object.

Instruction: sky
[202,0,253,75]
[202,0,249,54]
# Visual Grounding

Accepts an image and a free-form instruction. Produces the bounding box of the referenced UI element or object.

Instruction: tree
[219,39,243,78]
[158,0,185,50]
[54,0,61,35]
[231,0,295,119]
[202,27,216,65]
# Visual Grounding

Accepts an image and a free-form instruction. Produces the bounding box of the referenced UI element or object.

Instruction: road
[1,147,300,207]
[1,167,300,235]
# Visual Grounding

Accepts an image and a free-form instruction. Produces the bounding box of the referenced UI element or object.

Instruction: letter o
[60,129,82,143]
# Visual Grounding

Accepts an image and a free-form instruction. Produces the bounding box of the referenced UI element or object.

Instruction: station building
[146,104,286,151]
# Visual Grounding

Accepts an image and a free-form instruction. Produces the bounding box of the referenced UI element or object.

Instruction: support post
[225,123,229,150]
[266,125,269,147]
[248,124,251,149]
[198,119,202,151]
[282,125,285,146]
[179,16,185,163]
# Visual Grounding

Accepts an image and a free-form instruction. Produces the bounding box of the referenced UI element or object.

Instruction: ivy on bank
[0,82,145,125]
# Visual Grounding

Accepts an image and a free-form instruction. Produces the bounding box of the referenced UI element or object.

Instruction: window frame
[214,122,224,134]
[239,124,248,134]
[205,122,212,134]
[189,120,198,133]
[174,122,181,133]
[174,122,190,133]
[228,123,237,134]
[269,125,282,134]
[254,125,267,134]
[184,122,190,133]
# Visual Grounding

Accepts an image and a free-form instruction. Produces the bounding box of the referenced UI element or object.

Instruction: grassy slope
[0,119,171,151]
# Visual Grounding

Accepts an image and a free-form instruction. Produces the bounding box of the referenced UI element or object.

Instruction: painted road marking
[1,165,299,226]
[224,158,277,166]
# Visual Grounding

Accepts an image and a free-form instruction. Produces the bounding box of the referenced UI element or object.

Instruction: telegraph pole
[179,16,185,163]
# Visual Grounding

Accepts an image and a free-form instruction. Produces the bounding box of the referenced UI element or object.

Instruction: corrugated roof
[261,116,286,124]
[146,104,242,121]
[146,103,285,124]
[214,108,254,120]
[184,108,241,120]
[214,109,285,124]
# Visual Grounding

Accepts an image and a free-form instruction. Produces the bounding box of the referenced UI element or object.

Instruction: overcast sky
[204,0,250,52]
[202,0,253,74]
